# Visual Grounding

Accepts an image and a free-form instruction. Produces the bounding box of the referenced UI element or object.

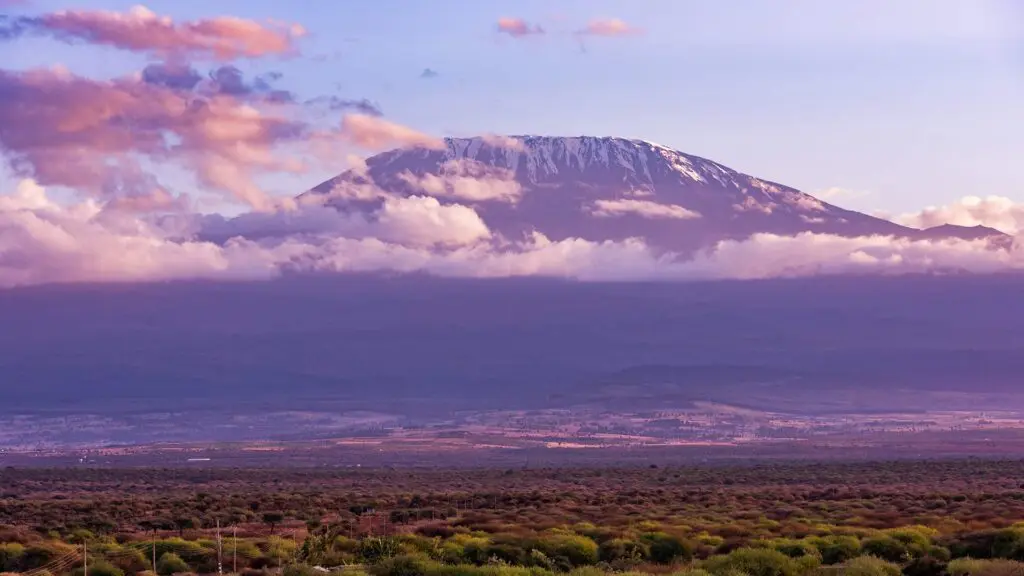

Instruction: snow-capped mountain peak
[304,135,1009,252]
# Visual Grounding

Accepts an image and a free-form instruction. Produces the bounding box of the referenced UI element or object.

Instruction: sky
[1,0,1021,214]
[1,1,1024,288]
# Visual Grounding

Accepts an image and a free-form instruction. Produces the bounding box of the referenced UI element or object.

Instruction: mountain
[303,135,1011,251]
[919,224,1014,249]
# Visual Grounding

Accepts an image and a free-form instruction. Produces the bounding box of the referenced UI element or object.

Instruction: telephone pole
[216,519,223,575]
[232,526,237,574]
[83,542,88,576]
[152,535,157,572]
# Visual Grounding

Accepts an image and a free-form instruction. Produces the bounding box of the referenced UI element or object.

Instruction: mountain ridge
[303,135,1011,251]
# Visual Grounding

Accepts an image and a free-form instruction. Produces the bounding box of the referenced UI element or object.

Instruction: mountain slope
[304,136,1010,251]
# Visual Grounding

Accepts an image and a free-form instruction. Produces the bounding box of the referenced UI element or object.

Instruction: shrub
[811,536,861,565]
[156,552,191,576]
[903,555,948,576]
[107,546,149,573]
[72,559,124,576]
[837,555,901,576]
[670,570,713,576]
[598,538,649,564]
[643,533,694,564]
[369,554,434,576]
[703,547,802,576]
[533,534,599,568]
[360,537,404,564]
[948,558,1024,576]
[861,538,910,563]
[284,564,325,576]
[771,539,821,560]
[0,543,25,572]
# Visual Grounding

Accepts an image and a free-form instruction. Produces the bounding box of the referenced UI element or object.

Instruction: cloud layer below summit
[3,174,1024,288]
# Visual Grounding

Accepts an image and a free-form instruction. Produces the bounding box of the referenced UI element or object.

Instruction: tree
[263,512,285,535]
[172,517,195,538]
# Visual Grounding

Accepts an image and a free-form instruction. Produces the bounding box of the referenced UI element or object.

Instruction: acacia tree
[263,512,285,535]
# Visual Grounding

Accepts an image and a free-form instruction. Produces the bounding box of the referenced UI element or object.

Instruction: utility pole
[83,542,88,576]
[216,519,223,575]
[152,533,157,572]
[232,526,237,574]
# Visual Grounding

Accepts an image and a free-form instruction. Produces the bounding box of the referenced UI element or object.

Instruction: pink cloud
[496,17,544,38]
[577,18,644,37]
[479,134,526,151]
[398,159,523,204]
[339,114,445,151]
[13,5,305,60]
[0,67,318,211]
[894,196,1024,235]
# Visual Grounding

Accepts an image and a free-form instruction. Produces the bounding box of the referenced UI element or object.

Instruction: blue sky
[1,0,1022,214]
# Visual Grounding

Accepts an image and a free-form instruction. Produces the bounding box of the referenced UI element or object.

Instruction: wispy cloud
[576,18,643,37]
[591,199,701,220]
[816,187,871,201]
[338,113,445,151]
[398,159,523,204]
[496,17,544,38]
[0,5,305,60]
[306,96,383,116]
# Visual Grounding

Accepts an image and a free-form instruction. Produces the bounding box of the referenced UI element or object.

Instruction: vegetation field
[4,460,1024,576]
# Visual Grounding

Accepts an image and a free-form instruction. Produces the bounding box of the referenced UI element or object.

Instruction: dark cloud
[138,63,295,103]
[306,96,383,116]
[0,15,32,39]
[206,66,294,102]
[141,63,203,91]
[420,68,439,79]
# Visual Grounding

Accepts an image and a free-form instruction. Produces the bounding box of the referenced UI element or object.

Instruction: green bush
[703,547,802,576]
[836,555,901,576]
[361,537,404,564]
[533,534,598,568]
[107,546,149,573]
[860,538,909,563]
[0,543,25,572]
[598,538,648,564]
[811,536,861,565]
[72,559,124,576]
[156,552,191,576]
[369,554,434,576]
[642,533,694,564]
[948,558,1024,576]
[771,539,821,560]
